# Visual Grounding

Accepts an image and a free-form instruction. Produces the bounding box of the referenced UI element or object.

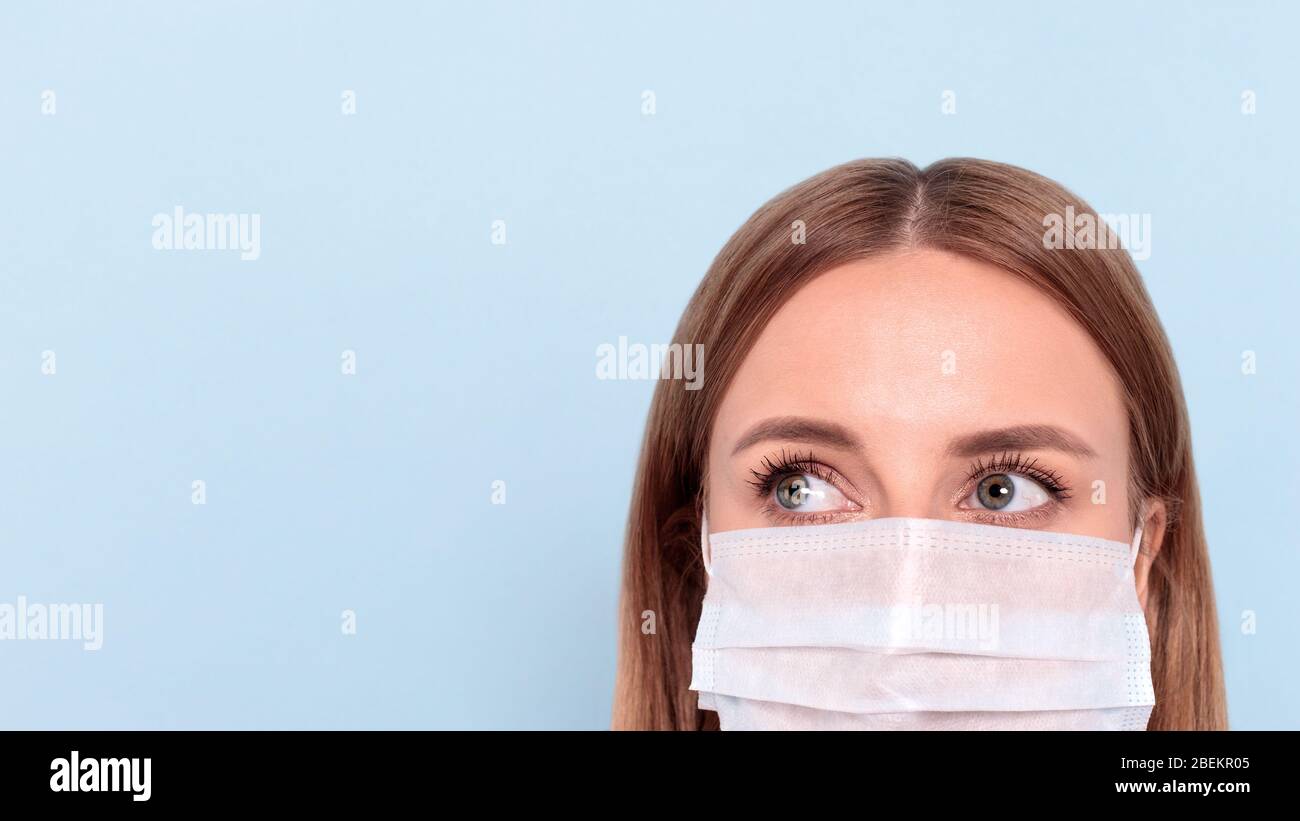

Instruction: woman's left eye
[963,472,1051,513]
[773,473,849,513]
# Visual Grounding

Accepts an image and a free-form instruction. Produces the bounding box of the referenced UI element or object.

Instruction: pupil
[978,474,1015,510]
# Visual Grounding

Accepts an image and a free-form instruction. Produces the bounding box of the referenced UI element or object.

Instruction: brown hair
[611,157,1226,731]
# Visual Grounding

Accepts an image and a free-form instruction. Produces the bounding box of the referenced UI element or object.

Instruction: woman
[612,158,1226,730]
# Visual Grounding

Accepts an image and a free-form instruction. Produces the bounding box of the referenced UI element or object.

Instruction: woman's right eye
[774,473,850,513]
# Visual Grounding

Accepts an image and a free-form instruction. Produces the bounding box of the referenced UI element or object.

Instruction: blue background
[0,1,1295,729]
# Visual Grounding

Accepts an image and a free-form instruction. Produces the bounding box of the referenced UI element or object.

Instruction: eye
[964,472,1051,513]
[774,473,849,513]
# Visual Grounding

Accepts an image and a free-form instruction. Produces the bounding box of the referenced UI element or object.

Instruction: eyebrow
[731,416,863,456]
[945,424,1097,459]
[730,417,1096,460]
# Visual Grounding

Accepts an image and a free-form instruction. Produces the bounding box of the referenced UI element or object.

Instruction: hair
[611,157,1226,731]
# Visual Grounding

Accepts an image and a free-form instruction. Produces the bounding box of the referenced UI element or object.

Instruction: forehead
[712,249,1128,457]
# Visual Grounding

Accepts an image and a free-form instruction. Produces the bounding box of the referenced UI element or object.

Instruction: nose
[864,459,951,522]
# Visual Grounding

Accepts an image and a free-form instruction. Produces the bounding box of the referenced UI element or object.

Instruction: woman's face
[706,249,1164,603]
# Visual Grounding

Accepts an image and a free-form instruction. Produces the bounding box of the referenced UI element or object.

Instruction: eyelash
[747,448,841,498]
[964,452,1072,500]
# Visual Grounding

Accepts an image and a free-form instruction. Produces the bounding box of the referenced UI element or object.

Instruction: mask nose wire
[700,509,1145,571]
[700,510,713,577]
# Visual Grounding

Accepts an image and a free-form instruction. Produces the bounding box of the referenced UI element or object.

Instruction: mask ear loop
[1129,503,1146,567]
[700,509,713,577]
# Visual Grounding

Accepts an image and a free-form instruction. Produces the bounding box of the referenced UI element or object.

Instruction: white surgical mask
[690,515,1154,730]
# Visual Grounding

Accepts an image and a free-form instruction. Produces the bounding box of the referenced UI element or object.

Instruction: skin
[705,249,1167,608]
